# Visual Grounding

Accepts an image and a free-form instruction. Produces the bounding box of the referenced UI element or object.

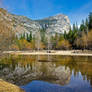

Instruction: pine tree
[26,32,32,42]
[64,31,67,39]
[26,33,29,42]
[20,32,25,39]
[85,18,89,34]
[88,12,92,30]
[29,32,32,42]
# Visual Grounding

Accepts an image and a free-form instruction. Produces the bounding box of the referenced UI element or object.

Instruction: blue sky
[0,0,92,24]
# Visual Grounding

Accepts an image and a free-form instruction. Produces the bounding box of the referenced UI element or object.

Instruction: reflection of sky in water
[21,71,92,92]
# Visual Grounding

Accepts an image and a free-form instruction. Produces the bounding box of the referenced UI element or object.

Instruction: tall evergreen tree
[85,18,89,34]
[26,32,32,42]
[88,12,92,30]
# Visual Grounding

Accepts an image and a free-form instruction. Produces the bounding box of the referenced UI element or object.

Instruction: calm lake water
[0,55,92,92]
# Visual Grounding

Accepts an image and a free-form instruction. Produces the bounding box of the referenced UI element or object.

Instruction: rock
[0,8,70,37]
[0,79,25,92]
[36,14,70,34]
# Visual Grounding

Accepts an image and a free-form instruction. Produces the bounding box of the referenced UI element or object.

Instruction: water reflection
[0,55,92,92]
[21,79,92,92]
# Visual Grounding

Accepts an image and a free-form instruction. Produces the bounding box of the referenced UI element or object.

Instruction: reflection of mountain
[0,55,71,86]
[35,62,71,85]
[0,55,92,87]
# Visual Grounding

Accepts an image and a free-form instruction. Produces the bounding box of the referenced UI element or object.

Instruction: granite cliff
[0,8,70,37]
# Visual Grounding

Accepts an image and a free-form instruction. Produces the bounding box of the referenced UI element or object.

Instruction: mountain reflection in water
[0,55,92,92]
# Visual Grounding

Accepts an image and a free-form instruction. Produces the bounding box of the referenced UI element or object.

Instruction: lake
[0,55,92,92]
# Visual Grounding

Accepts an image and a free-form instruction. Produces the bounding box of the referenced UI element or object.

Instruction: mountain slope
[0,8,70,36]
[0,8,41,37]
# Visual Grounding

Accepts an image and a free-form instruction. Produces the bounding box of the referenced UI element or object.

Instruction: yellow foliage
[75,30,92,49]
[80,33,87,48]
[10,44,19,50]
[17,39,32,50]
[87,30,92,47]
[0,21,15,51]
[30,40,35,50]
[57,40,71,50]
[40,42,46,49]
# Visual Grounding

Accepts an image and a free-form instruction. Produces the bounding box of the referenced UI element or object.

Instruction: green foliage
[20,32,25,39]
[64,27,78,45]
[59,34,64,41]
[40,29,47,44]
[26,32,32,42]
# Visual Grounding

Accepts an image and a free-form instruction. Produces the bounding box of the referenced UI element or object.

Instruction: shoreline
[3,50,92,56]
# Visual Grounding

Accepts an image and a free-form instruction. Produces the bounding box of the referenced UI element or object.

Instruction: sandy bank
[3,50,92,56]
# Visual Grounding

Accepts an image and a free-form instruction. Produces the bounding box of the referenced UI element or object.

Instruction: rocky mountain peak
[0,8,70,36]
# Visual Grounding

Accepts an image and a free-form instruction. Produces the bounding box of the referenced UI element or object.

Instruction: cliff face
[36,14,70,34]
[0,8,70,36]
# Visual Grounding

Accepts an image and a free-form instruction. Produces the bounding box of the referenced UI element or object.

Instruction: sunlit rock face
[34,62,71,85]
[36,14,70,34]
[0,60,71,86]
[54,66,71,85]
[0,8,70,37]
